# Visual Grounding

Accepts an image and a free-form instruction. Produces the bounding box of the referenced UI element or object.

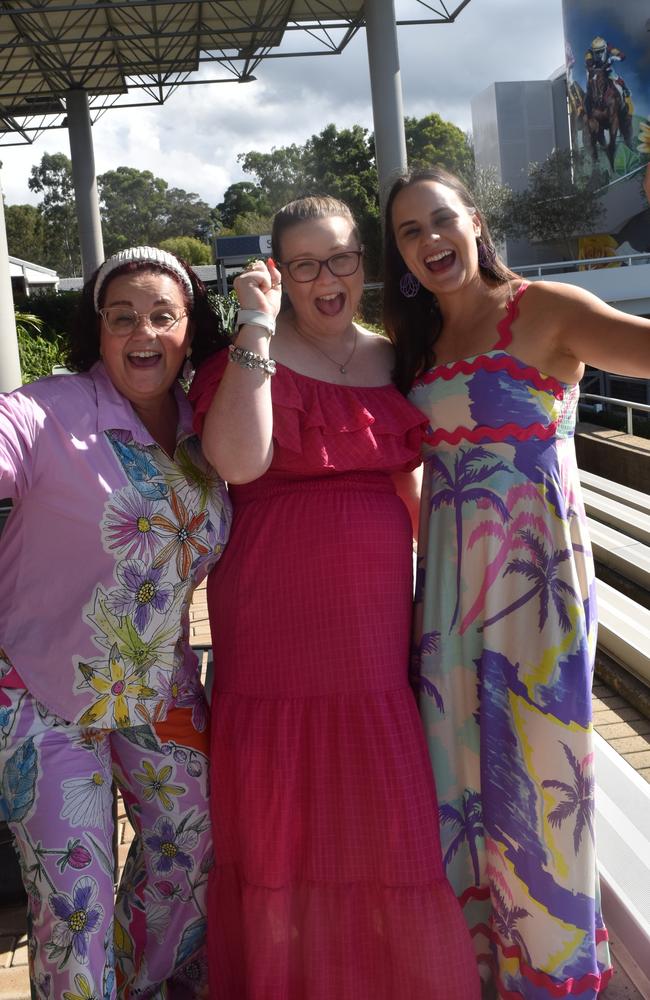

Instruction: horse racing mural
[562,0,649,181]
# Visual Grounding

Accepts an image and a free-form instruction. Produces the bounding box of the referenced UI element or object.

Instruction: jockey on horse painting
[584,35,634,171]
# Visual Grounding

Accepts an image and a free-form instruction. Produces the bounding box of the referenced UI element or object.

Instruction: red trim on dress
[415,352,565,397]
[495,281,529,349]
[424,420,558,448]
[466,913,612,997]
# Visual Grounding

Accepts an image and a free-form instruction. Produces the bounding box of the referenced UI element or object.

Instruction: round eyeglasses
[278,249,364,283]
[98,306,188,336]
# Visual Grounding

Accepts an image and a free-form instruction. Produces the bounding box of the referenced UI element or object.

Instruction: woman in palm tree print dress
[383,165,650,998]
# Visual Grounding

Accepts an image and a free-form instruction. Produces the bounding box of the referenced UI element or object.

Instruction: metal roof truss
[0,0,472,144]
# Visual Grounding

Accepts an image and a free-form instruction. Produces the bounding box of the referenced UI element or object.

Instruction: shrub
[16,312,65,383]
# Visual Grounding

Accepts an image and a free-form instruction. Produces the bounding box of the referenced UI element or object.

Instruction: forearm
[200,325,275,484]
[392,466,422,539]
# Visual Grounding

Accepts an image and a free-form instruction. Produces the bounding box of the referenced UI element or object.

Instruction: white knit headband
[93,246,194,310]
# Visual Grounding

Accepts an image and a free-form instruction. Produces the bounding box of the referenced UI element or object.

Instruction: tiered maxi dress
[408,284,613,998]
[190,352,480,1000]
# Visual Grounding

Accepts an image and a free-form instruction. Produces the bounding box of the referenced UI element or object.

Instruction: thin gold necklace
[292,322,358,374]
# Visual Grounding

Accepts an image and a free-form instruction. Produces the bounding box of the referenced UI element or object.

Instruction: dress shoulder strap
[494,281,529,350]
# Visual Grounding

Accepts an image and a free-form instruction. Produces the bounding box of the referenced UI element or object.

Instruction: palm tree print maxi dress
[409,284,613,998]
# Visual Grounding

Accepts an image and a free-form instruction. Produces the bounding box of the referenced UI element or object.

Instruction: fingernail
[268,257,276,268]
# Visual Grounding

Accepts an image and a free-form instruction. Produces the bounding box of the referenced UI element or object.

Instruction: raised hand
[234,258,282,319]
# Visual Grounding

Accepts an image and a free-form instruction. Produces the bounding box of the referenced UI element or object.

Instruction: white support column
[364,0,408,213]
[66,89,104,280]
[0,173,22,392]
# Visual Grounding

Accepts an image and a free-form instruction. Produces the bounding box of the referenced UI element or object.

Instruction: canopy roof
[0,0,471,144]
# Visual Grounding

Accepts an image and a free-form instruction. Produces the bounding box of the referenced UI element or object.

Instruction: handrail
[580,393,650,436]
[514,253,650,276]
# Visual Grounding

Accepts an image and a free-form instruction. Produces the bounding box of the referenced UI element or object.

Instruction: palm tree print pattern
[409,283,612,997]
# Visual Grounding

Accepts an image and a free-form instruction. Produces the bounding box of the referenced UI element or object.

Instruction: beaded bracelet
[228,344,277,376]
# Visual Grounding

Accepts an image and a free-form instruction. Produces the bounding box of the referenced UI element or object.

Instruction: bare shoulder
[521,279,609,315]
[355,323,394,357]
[353,323,395,383]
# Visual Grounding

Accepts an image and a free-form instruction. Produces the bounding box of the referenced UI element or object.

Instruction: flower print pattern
[133,760,186,811]
[151,489,211,581]
[56,839,93,873]
[47,875,104,965]
[62,973,98,1000]
[61,772,112,833]
[77,646,157,728]
[105,561,174,634]
[102,492,164,561]
[74,430,231,729]
[145,815,198,875]
[160,438,223,511]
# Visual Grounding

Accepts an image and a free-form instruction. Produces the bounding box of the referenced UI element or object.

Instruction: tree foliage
[98,166,169,254]
[4,204,45,263]
[464,165,517,246]
[14,115,517,280]
[28,152,81,275]
[237,144,309,209]
[159,236,212,264]
[509,149,605,259]
[215,182,271,230]
[405,114,474,178]
[226,119,483,275]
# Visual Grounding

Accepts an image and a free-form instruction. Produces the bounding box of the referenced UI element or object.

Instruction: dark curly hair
[382,166,518,395]
[65,254,229,373]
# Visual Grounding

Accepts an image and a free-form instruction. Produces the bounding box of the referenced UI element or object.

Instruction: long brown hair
[382,166,516,394]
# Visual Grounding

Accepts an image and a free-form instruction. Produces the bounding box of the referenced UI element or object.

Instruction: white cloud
[0,0,565,208]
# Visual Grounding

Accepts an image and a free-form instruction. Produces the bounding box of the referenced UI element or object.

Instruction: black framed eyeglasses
[98,306,188,336]
[278,248,364,283]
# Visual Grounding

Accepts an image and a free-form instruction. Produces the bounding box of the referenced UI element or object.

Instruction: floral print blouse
[0,362,231,725]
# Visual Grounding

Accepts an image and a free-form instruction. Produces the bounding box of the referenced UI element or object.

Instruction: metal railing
[514,252,650,277]
[580,392,650,436]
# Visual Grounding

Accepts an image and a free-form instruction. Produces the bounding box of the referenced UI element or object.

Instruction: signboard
[213,234,273,295]
[214,234,272,262]
[562,0,650,182]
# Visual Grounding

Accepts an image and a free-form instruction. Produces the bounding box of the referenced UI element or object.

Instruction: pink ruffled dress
[190,353,480,1000]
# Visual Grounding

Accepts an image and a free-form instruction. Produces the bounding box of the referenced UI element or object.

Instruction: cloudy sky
[1,0,566,209]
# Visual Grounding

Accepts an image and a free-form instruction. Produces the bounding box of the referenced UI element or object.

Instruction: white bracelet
[235,309,276,337]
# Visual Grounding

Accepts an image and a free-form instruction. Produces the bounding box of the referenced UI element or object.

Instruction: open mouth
[128,350,161,368]
[315,292,345,316]
[424,249,455,273]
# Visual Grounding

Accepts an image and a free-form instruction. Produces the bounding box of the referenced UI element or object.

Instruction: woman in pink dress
[189,196,480,999]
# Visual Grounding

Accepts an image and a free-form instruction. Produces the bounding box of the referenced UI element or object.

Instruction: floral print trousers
[0,687,211,999]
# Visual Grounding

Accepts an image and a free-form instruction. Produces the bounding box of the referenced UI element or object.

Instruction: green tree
[28,152,81,275]
[228,212,273,237]
[510,149,605,259]
[161,188,213,242]
[215,181,271,230]
[405,113,474,178]
[464,164,517,246]
[98,166,169,254]
[159,236,212,264]
[4,204,45,264]
[304,123,380,274]
[238,145,308,209]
